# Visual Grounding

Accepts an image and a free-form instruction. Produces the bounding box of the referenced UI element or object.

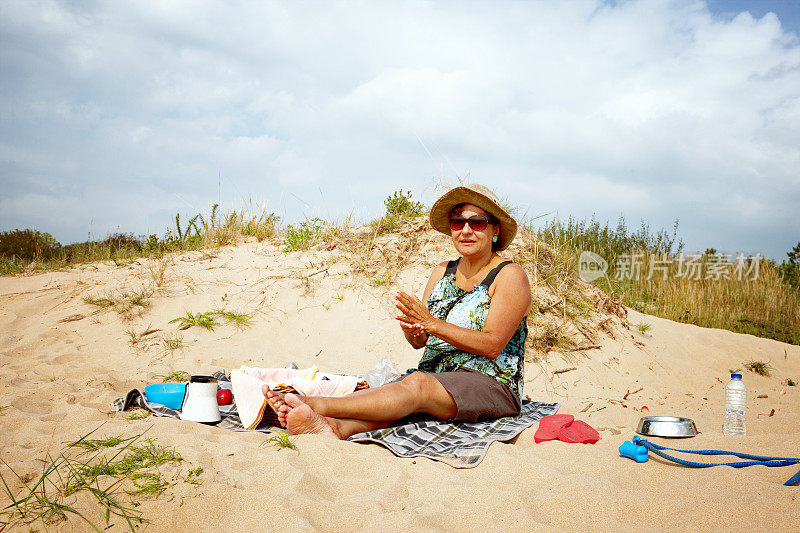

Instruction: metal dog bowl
[636,416,699,438]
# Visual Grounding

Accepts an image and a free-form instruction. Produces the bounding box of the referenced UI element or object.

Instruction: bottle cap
[731,373,742,379]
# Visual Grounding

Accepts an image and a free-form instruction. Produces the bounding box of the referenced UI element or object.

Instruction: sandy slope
[1,239,798,532]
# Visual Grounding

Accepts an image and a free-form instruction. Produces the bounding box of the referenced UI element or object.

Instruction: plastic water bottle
[723,373,747,436]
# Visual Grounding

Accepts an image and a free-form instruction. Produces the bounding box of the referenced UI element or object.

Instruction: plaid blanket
[348,401,559,468]
[113,370,558,468]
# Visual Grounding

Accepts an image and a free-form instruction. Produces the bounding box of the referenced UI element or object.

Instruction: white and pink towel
[230,366,359,429]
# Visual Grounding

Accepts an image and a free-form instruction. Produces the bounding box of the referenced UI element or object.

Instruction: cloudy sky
[1,0,798,259]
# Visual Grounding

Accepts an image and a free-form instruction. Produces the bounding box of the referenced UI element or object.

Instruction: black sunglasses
[448,214,492,232]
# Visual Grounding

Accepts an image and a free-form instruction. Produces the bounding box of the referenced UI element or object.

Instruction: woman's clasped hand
[396,290,435,337]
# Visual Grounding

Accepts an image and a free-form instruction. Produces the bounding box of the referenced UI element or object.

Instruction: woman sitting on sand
[265,183,531,438]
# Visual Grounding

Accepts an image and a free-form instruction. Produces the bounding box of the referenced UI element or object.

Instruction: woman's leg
[265,384,389,427]
[265,372,457,433]
[282,397,394,439]
[307,372,457,420]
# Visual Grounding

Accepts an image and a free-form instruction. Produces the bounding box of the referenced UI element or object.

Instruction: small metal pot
[636,416,699,438]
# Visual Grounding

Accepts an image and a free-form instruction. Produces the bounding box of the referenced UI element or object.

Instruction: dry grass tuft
[83,287,153,319]
[744,360,772,376]
[147,256,171,287]
[507,226,628,359]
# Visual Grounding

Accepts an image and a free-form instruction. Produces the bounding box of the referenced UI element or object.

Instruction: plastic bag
[363,357,402,388]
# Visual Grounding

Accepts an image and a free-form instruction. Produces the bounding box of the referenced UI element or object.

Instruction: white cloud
[0,0,798,257]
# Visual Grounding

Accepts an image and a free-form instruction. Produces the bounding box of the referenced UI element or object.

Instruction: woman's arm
[396,264,531,359]
[399,262,446,349]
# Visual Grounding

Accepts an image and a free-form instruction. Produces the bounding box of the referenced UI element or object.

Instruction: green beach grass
[530,216,800,345]
[1,192,798,346]
[0,427,185,531]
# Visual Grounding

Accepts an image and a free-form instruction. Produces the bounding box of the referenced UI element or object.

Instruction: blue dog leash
[623,436,800,486]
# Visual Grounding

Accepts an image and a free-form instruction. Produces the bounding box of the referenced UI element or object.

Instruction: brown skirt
[429,367,521,423]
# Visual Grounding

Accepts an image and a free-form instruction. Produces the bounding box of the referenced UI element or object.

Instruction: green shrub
[284,218,323,252]
[0,229,61,261]
[373,190,425,234]
[61,233,146,263]
[384,189,424,219]
[99,233,144,254]
[536,216,683,271]
[1,204,279,276]
[0,257,25,275]
[779,241,800,288]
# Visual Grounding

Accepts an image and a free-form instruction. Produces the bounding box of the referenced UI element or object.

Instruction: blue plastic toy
[619,440,649,463]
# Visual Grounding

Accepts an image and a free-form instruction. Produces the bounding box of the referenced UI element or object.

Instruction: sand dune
[1,238,798,531]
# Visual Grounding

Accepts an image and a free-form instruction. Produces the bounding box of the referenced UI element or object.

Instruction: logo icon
[578,251,607,283]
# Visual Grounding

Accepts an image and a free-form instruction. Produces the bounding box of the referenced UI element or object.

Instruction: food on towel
[230,366,361,430]
[217,389,233,405]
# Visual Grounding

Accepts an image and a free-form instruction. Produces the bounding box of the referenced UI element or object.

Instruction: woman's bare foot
[284,394,340,439]
[262,385,290,427]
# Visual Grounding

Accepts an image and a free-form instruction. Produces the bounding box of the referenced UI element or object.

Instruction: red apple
[217,389,233,405]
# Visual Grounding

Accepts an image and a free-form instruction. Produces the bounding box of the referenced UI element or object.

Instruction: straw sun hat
[429,184,517,251]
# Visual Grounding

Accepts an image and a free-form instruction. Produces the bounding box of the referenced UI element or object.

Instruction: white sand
[1,239,798,531]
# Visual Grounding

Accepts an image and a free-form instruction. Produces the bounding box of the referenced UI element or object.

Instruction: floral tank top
[417,259,527,398]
